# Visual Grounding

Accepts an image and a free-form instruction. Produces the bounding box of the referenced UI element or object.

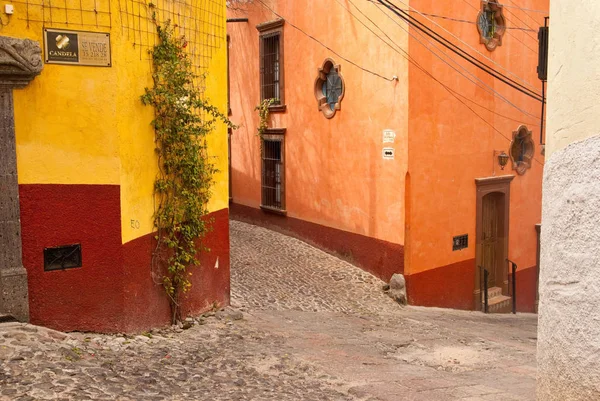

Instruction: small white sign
[383,129,396,143]
[382,148,395,160]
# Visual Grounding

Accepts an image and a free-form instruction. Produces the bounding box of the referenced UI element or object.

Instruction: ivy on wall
[142,16,234,323]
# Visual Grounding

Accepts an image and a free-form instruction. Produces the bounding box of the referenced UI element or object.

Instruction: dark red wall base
[19,184,229,333]
[406,259,476,311]
[230,202,404,281]
[406,259,538,313]
[512,266,537,313]
[121,208,231,333]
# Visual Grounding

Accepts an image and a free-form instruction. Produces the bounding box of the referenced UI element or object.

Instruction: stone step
[486,295,512,313]
[487,286,502,299]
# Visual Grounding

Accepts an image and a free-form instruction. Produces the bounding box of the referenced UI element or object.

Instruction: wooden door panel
[482,193,500,288]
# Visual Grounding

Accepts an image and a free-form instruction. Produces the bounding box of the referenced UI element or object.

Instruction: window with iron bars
[260,32,281,104]
[261,132,285,212]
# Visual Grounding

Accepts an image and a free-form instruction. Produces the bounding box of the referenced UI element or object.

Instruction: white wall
[537,0,600,399]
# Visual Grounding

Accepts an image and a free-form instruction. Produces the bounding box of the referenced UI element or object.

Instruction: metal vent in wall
[452,235,468,251]
[44,244,82,271]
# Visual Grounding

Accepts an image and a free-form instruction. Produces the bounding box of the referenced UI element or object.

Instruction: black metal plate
[453,234,468,251]
[44,244,82,271]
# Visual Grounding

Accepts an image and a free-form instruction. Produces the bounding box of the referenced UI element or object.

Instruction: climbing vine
[255,98,277,150]
[142,18,234,323]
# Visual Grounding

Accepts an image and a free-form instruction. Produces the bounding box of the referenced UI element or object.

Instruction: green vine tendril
[141,16,235,323]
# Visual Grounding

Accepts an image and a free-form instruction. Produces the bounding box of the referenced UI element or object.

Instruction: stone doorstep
[487,295,512,313]
[487,287,502,299]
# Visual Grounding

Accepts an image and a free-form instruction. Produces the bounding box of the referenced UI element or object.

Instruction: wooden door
[474,176,513,310]
[482,192,502,288]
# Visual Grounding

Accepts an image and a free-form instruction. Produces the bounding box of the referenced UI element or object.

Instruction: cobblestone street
[0,220,538,400]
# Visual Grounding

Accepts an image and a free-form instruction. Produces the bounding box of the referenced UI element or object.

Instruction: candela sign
[44,28,111,67]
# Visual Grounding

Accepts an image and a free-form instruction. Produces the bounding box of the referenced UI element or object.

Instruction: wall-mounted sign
[383,129,396,143]
[43,28,111,67]
[382,148,395,160]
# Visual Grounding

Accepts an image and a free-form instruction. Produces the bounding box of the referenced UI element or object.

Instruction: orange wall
[406,0,547,276]
[228,1,409,245]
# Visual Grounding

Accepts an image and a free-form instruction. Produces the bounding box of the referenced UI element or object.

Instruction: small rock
[229,310,244,321]
[182,321,193,330]
[135,335,149,342]
[387,273,407,305]
[47,330,68,341]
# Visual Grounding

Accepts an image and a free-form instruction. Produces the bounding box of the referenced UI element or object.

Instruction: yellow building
[0,0,230,332]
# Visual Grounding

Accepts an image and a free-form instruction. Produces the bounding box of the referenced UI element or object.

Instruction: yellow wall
[4,0,229,244]
[7,1,120,186]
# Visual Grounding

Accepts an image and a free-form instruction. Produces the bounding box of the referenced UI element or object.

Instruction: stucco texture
[537,0,600,397]
[228,0,409,246]
[537,134,600,400]
[406,0,546,278]
[7,0,230,245]
[3,0,231,331]
[544,0,600,158]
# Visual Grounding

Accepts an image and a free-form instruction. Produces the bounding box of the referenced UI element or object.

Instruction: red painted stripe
[19,184,230,333]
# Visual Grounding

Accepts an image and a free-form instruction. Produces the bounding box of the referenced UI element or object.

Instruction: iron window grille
[261,130,285,212]
[453,235,469,251]
[260,32,281,103]
[44,244,82,271]
[257,19,285,109]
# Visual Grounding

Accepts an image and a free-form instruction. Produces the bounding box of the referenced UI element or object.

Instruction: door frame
[474,175,514,310]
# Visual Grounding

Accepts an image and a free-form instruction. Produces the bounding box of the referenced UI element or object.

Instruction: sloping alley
[0,221,537,400]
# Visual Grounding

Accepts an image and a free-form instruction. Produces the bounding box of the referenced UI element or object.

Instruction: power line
[255,0,395,82]
[254,0,543,165]
[494,2,549,14]
[460,0,539,53]
[377,0,543,103]
[503,0,546,26]
[500,3,540,41]
[366,4,544,165]
[374,0,541,119]
[365,0,537,32]
[339,0,542,132]
[377,0,540,92]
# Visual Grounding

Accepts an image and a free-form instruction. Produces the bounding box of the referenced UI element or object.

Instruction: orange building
[227,0,547,313]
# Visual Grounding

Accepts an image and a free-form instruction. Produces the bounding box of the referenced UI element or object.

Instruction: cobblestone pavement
[0,220,538,400]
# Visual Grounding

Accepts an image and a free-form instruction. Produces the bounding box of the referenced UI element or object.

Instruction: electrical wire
[374,0,541,119]
[254,0,544,165]
[338,0,542,136]
[377,0,543,103]
[494,2,548,14]
[380,0,537,89]
[343,0,540,127]
[503,0,546,26]
[499,3,540,41]
[373,0,540,92]
[255,0,395,82]
[365,0,536,32]
[460,0,539,53]
[364,1,544,165]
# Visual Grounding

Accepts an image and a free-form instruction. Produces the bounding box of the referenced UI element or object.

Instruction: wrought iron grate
[453,234,468,251]
[260,32,280,103]
[44,244,82,271]
[261,138,283,210]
